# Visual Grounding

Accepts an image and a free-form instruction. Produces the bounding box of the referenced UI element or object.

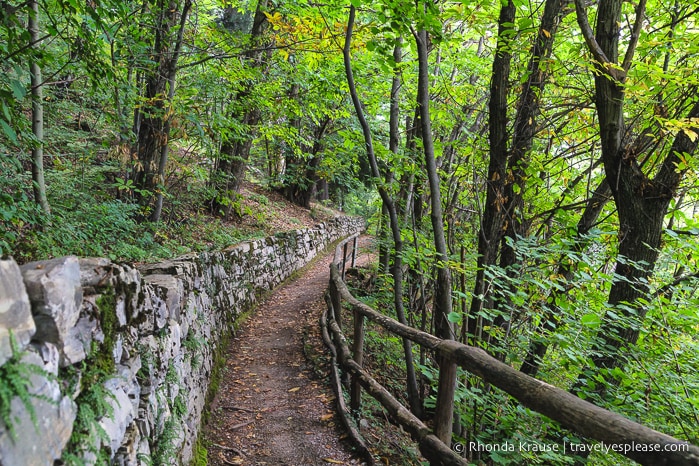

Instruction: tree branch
[668,229,699,236]
[573,0,625,81]
[653,271,699,298]
[621,0,647,72]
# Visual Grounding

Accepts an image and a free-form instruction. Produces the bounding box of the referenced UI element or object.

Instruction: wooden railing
[322,235,699,466]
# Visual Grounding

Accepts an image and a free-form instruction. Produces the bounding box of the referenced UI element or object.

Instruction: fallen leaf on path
[288,387,300,392]
[320,413,334,421]
[323,458,344,464]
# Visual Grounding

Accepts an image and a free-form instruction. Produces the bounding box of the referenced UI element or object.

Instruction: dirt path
[203,237,372,466]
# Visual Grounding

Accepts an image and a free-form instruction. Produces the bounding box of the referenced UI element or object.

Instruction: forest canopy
[1,0,698,463]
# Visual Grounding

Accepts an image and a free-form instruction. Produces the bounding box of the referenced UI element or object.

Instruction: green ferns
[0,333,50,439]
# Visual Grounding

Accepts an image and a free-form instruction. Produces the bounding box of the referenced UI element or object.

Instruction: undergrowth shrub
[20,197,177,262]
[0,154,46,257]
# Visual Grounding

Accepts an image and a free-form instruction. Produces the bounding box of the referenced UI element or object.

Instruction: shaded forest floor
[203,237,374,465]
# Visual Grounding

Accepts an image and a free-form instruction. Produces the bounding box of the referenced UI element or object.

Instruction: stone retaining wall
[0,216,364,465]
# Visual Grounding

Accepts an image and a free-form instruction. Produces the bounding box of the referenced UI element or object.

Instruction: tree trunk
[151,0,192,222]
[388,38,422,418]
[282,154,320,209]
[589,99,699,376]
[467,0,515,343]
[415,26,456,444]
[133,0,191,220]
[343,8,422,418]
[573,0,699,389]
[29,0,50,218]
[282,108,328,209]
[498,0,564,270]
[209,0,269,216]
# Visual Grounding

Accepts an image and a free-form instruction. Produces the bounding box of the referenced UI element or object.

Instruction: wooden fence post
[434,359,458,444]
[351,236,358,268]
[329,270,342,331]
[342,242,349,279]
[350,305,365,413]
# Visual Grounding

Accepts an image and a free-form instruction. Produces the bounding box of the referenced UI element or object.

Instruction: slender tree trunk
[388,38,422,418]
[29,0,50,218]
[343,8,421,418]
[397,110,420,223]
[377,202,391,274]
[415,26,456,444]
[499,0,564,269]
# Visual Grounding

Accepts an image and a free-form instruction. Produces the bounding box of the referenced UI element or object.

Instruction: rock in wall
[0,216,364,465]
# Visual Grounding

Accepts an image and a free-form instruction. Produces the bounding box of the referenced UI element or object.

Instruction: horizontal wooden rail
[325,244,699,466]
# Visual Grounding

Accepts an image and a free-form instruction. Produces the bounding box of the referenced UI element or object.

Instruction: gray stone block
[101,378,136,458]
[144,275,183,322]
[0,259,36,366]
[20,256,83,367]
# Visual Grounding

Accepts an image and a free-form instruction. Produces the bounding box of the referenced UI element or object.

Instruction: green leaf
[581,314,601,328]
[1,100,11,122]
[10,79,26,100]
[0,120,18,143]
[447,311,462,324]
[517,18,533,30]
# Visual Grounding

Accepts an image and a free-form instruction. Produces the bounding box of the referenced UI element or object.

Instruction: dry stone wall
[0,216,364,465]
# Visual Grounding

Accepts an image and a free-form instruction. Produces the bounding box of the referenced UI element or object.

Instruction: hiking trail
[204,237,372,466]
